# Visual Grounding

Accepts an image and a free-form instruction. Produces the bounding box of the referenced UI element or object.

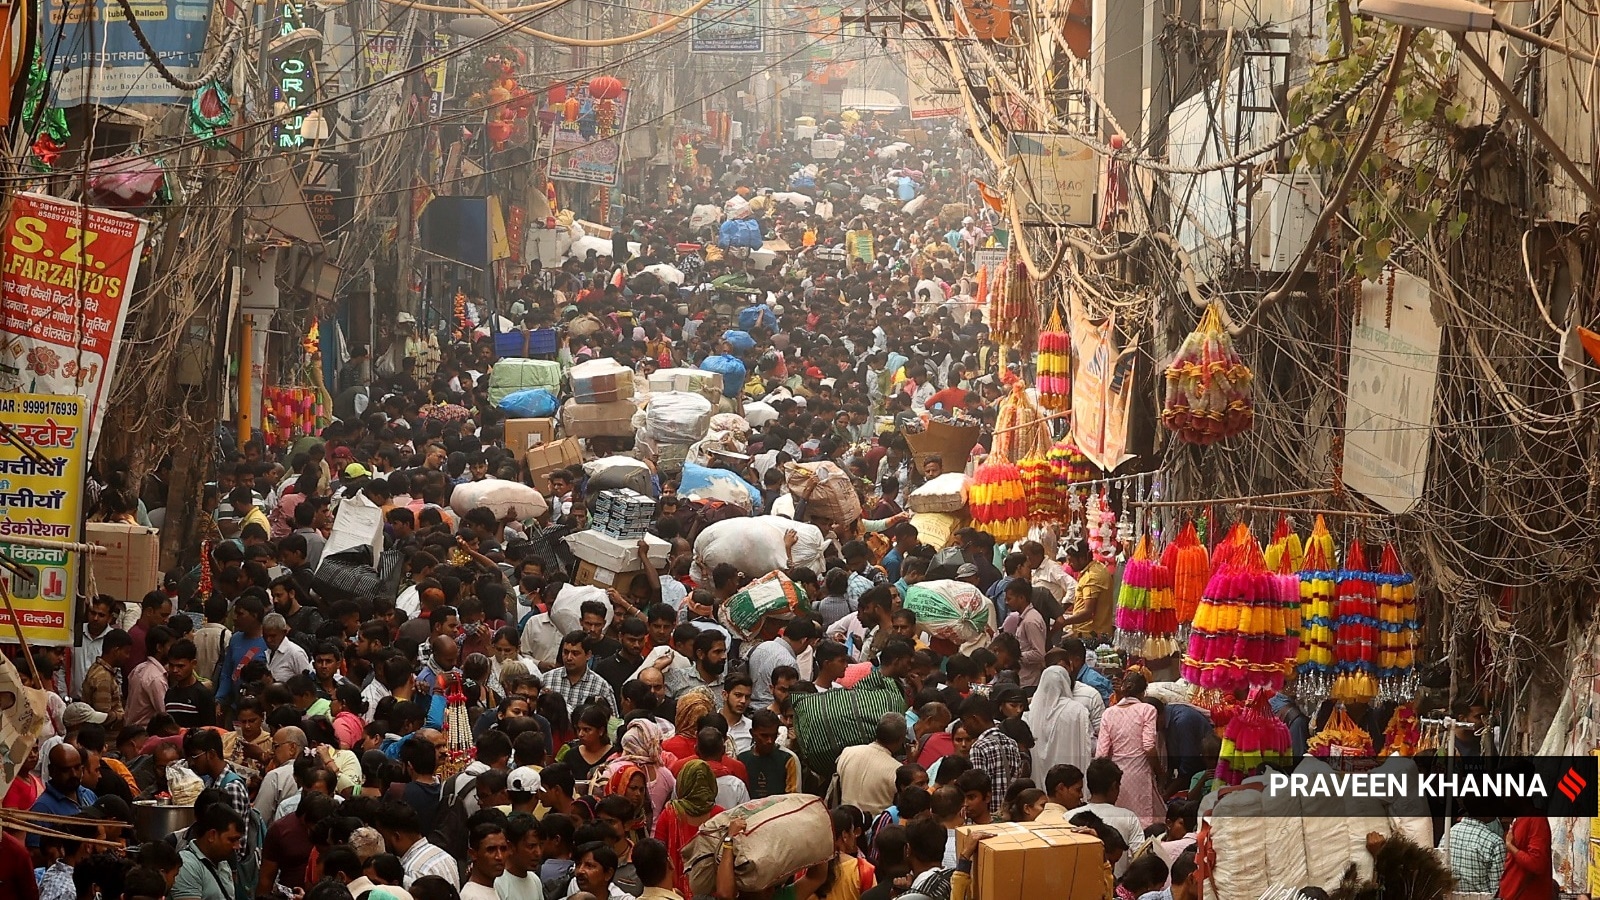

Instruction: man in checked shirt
[959,694,1024,817]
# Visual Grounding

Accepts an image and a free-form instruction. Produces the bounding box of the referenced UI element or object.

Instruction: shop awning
[842,88,905,111]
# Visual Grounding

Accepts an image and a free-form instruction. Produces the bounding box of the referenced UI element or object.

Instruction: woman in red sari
[653,759,723,898]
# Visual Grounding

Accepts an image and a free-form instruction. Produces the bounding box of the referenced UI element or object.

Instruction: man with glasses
[254,727,307,822]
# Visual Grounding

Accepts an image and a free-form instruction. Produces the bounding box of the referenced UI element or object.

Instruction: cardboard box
[565,530,669,573]
[505,418,556,454]
[571,359,637,404]
[526,437,583,483]
[562,399,636,438]
[85,523,161,602]
[573,559,641,594]
[903,419,980,471]
[958,823,1104,900]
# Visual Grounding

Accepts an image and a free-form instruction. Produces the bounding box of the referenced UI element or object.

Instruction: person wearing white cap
[505,766,542,817]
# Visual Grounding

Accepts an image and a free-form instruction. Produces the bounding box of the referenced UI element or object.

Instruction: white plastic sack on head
[646,391,714,445]
[692,515,825,582]
[584,455,652,478]
[771,192,813,208]
[724,195,753,219]
[708,413,751,440]
[549,584,612,634]
[689,204,723,230]
[742,401,779,428]
[908,472,970,514]
[450,478,549,521]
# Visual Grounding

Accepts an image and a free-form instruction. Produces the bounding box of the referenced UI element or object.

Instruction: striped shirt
[401,838,459,888]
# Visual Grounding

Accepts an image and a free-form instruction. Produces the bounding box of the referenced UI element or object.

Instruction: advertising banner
[1007,132,1098,226]
[364,30,449,116]
[1071,299,1137,472]
[549,85,630,187]
[44,0,211,105]
[1343,272,1440,513]
[0,393,86,646]
[692,0,764,53]
[0,192,150,456]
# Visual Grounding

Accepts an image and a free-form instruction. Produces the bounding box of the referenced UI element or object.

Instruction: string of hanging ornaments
[1036,299,1072,410]
[1160,303,1254,444]
[1114,535,1179,659]
[988,251,1039,347]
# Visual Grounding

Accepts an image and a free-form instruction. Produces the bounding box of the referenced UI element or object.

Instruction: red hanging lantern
[588,75,624,100]
[548,84,567,104]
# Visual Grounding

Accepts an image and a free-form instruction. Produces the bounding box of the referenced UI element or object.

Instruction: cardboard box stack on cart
[563,358,636,438]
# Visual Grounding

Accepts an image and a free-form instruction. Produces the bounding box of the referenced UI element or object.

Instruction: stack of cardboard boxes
[563,358,636,438]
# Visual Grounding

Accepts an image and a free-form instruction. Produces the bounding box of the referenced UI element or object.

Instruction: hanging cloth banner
[1070,294,1138,472]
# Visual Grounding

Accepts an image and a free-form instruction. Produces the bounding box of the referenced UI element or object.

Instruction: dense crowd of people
[31,116,1549,900]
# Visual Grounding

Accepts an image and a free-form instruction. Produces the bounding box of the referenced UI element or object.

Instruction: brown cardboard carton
[85,523,161,602]
[504,418,556,454]
[903,419,980,472]
[957,823,1104,900]
[525,437,583,484]
[562,399,635,438]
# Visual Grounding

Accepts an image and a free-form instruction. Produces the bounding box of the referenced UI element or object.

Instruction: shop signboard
[45,0,211,104]
[692,0,763,52]
[0,392,85,646]
[906,46,959,120]
[549,85,630,187]
[0,192,149,456]
[1343,272,1440,513]
[1007,132,1098,226]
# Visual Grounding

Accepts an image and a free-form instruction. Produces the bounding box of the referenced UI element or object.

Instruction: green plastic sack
[721,570,800,637]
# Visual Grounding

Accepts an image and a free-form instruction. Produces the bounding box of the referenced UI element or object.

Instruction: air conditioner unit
[1252,173,1323,272]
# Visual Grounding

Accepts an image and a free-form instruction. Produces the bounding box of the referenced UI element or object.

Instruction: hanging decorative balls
[588,75,625,100]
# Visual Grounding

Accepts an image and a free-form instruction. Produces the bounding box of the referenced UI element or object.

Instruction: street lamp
[1357,0,1600,206]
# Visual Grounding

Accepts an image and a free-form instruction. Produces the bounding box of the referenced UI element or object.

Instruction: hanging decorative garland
[1295,538,1336,707]
[1308,704,1374,757]
[1163,520,1210,626]
[1181,524,1301,693]
[1263,514,1304,574]
[1160,303,1254,444]
[1036,301,1071,410]
[987,252,1038,347]
[1330,540,1378,705]
[991,380,1052,462]
[1019,454,1055,524]
[1376,543,1419,702]
[970,460,1027,543]
[1211,688,1291,786]
[1114,535,1179,659]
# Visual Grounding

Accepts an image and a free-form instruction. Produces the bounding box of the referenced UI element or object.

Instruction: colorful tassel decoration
[1182,524,1301,693]
[970,461,1028,543]
[1114,536,1179,659]
[1375,543,1418,702]
[1164,521,1211,625]
[1213,688,1291,785]
[1295,540,1336,706]
[1330,541,1378,704]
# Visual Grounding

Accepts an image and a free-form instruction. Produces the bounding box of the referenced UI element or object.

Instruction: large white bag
[684,795,834,896]
[742,401,778,427]
[548,583,612,634]
[908,472,970,514]
[450,478,549,521]
[692,516,825,582]
[646,391,714,444]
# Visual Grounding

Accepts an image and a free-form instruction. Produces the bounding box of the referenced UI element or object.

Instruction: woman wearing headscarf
[654,759,724,898]
[613,718,676,831]
[1024,666,1093,776]
[663,687,716,759]
[603,763,651,842]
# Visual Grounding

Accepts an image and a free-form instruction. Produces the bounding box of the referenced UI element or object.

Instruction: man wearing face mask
[514,561,547,625]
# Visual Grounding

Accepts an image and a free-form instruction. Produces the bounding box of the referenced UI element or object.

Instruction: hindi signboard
[549,85,630,187]
[44,0,211,105]
[0,393,86,646]
[0,193,149,457]
[692,0,764,52]
[1007,132,1098,226]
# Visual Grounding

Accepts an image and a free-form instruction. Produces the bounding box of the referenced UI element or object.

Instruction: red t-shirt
[0,831,38,900]
[667,754,748,783]
[917,732,955,769]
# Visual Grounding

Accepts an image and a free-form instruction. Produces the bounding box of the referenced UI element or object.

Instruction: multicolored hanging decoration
[1330,540,1378,704]
[1160,303,1254,444]
[1211,688,1291,786]
[991,380,1052,462]
[1304,514,1335,571]
[1295,540,1336,706]
[20,44,68,171]
[1114,536,1179,659]
[970,460,1028,543]
[1308,704,1374,757]
[438,672,478,780]
[1182,524,1301,692]
[1162,521,1211,625]
[262,386,324,450]
[1085,487,1117,561]
[1263,515,1304,573]
[1380,706,1420,757]
[1019,454,1055,523]
[1036,303,1071,410]
[1376,543,1419,701]
[987,252,1038,347]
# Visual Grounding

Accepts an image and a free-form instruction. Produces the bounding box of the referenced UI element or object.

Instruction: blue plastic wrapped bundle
[718,217,763,249]
[700,353,749,397]
[679,462,762,510]
[722,330,756,354]
[498,388,560,418]
[738,305,777,331]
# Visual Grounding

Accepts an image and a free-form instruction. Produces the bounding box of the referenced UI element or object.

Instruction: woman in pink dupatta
[611,718,676,833]
[1093,670,1164,824]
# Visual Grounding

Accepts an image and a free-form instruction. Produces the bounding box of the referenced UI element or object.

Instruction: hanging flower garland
[1376,543,1419,702]
[1330,540,1378,705]
[987,252,1038,347]
[1182,524,1301,693]
[1263,514,1304,574]
[1018,454,1055,524]
[1160,303,1254,444]
[1114,535,1179,659]
[1295,538,1336,706]
[1036,302,1071,410]
[970,460,1028,543]
[1162,520,1211,626]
